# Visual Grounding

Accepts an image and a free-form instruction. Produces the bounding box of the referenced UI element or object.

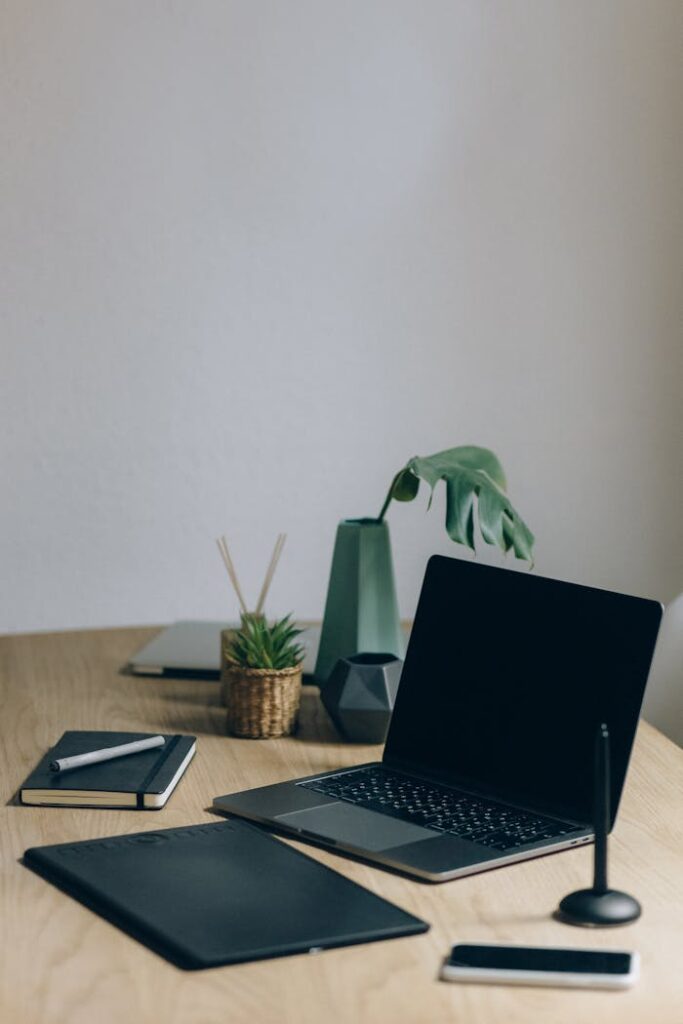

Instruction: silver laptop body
[129,621,321,678]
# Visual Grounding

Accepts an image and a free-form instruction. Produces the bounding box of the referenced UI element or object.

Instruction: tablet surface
[24,819,428,969]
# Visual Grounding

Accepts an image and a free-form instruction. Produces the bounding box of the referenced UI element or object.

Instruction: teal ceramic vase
[314,519,406,683]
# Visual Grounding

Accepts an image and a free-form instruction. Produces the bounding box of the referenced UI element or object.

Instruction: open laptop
[213,555,663,882]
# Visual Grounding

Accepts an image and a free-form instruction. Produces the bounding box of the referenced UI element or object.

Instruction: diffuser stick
[255,533,286,617]
[216,536,249,616]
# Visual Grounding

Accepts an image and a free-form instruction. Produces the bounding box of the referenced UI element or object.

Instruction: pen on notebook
[49,735,165,773]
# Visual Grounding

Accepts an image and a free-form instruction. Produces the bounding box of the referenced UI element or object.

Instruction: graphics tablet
[24,819,428,969]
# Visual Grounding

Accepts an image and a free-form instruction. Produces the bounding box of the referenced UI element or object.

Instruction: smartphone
[441,943,639,989]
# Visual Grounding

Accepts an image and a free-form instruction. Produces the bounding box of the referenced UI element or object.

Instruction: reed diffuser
[215,533,304,738]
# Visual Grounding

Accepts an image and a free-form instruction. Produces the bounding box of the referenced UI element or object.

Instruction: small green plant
[229,613,305,670]
[377,445,534,563]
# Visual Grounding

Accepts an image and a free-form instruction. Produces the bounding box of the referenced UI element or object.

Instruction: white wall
[1,0,682,634]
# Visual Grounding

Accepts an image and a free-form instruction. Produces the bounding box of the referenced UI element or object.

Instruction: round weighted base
[556,888,641,927]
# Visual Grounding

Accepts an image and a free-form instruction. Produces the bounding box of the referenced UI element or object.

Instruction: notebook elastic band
[136,735,181,808]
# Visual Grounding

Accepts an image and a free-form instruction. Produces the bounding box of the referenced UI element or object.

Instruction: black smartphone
[441,943,638,989]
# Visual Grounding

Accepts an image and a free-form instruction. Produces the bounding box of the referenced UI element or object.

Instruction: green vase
[314,518,406,683]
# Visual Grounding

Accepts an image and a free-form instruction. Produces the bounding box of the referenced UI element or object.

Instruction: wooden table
[2,626,683,1024]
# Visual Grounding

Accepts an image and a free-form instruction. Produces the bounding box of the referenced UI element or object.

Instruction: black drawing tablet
[24,820,428,969]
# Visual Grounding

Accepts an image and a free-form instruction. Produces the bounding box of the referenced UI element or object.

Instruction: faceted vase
[321,652,403,743]
[314,519,405,684]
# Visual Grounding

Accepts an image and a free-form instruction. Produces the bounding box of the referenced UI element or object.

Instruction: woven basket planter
[222,657,303,739]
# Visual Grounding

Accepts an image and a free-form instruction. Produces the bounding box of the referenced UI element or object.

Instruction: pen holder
[221,656,303,739]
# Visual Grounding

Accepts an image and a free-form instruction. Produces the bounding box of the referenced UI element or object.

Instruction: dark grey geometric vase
[321,652,403,743]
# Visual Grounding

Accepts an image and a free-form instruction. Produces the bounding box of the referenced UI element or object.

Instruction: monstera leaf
[378,446,534,563]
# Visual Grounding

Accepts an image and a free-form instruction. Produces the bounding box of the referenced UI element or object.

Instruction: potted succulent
[222,614,305,739]
[215,532,290,710]
[314,445,534,682]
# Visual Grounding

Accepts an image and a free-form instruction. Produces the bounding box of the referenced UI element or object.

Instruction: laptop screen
[383,556,662,826]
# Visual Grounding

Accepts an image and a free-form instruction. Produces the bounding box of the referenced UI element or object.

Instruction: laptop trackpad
[275,802,435,852]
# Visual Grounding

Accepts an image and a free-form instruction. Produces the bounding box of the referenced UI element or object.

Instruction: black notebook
[19,731,196,809]
[24,819,428,969]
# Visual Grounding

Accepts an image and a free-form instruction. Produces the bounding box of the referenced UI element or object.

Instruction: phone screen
[448,945,632,975]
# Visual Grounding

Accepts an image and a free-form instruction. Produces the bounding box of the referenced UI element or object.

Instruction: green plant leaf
[409,446,507,491]
[391,467,420,502]
[228,613,304,670]
[380,446,534,563]
[444,473,476,549]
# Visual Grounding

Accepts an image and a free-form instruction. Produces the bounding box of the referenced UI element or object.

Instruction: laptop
[128,621,322,679]
[213,555,663,882]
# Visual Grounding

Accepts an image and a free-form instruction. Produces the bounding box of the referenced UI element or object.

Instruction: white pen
[49,735,165,773]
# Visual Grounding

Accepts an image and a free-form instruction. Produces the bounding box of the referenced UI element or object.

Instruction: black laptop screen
[383,556,662,826]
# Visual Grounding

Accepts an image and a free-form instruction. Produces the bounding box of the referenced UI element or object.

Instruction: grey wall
[2,0,682,634]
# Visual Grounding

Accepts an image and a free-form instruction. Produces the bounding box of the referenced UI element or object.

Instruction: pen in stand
[50,735,165,773]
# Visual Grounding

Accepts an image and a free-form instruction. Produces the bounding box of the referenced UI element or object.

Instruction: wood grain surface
[2,626,682,1024]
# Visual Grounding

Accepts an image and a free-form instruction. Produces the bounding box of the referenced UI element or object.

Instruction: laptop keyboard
[300,767,578,852]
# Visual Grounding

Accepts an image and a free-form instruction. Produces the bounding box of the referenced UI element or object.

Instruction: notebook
[23,819,428,969]
[19,731,196,809]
